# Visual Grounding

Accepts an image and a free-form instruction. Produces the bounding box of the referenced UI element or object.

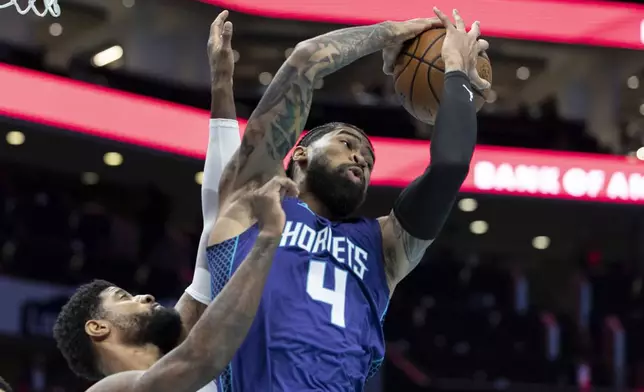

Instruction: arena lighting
[258,72,273,86]
[516,66,530,81]
[628,76,640,90]
[532,236,550,250]
[81,172,99,185]
[637,147,644,161]
[48,22,62,37]
[469,220,488,235]
[103,152,123,166]
[5,130,24,146]
[458,198,477,212]
[195,0,644,49]
[195,171,204,185]
[5,64,644,204]
[92,45,124,68]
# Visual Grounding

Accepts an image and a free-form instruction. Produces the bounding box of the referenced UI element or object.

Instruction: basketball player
[207,7,490,391]
[52,11,278,392]
[59,174,295,392]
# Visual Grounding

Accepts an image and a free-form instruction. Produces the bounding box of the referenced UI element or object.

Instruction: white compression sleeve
[185,119,241,305]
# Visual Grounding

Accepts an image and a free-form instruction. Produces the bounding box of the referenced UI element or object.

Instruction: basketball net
[0,0,60,17]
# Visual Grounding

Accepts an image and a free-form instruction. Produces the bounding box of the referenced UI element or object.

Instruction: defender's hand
[245,177,299,236]
[382,18,442,75]
[433,8,491,91]
[208,10,234,83]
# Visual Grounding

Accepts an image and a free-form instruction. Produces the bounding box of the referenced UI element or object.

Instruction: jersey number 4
[306,260,348,328]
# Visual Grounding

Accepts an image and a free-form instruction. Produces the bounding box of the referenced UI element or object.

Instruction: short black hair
[285,122,374,178]
[0,376,13,392]
[54,279,114,380]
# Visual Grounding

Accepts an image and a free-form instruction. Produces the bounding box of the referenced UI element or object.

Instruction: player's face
[97,286,182,355]
[306,128,374,217]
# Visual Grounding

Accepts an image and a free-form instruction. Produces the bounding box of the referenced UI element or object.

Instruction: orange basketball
[393,28,492,125]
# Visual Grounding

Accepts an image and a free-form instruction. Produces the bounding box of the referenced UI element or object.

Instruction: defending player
[207,7,490,391]
[69,175,296,392]
[52,11,263,392]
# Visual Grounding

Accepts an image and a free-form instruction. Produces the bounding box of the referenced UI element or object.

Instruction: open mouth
[346,166,363,183]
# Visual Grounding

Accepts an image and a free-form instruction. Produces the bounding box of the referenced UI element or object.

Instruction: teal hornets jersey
[207,197,390,391]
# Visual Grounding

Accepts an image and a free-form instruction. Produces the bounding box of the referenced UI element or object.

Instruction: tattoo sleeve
[219,22,398,195]
[127,234,280,392]
[379,211,434,290]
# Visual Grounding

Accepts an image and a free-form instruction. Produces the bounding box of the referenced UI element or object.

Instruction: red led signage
[199,0,644,49]
[1,63,644,203]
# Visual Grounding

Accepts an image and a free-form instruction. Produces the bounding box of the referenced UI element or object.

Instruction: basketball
[393,27,492,125]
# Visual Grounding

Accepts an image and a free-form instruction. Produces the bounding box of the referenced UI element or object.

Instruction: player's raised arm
[87,177,298,392]
[379,9,491,290]
[207,11,237,121]
[217,17,441,202]
[177,10,241,335]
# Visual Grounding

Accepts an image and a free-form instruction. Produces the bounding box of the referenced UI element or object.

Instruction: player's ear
[85,319,110,341]
[292,146,308,165]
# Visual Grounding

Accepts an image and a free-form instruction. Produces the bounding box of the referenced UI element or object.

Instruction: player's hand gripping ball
[384,10,493,124]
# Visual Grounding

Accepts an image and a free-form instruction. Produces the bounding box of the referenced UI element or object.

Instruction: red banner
[199,0,644,49]
[1,63,644,203]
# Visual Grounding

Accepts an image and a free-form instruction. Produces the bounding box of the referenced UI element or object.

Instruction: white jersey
[185,119,241,304]
[185,119,240,392]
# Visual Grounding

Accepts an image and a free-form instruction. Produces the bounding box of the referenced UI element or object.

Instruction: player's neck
[99,343,162,374]
[298,192,338,220]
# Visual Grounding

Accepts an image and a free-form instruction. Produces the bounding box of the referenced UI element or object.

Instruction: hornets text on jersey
[206,196,390,392]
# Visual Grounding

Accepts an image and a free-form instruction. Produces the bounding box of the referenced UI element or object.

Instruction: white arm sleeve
[185,119,241,305]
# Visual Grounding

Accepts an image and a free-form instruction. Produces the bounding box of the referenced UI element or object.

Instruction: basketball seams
[393,29,491,122]
[407,31,445,121]
[401,52,446,73]
[427,54,442,109]
[393,38,421,111]
[393,38,421,86]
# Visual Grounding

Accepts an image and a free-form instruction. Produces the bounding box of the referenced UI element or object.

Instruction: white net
[0,0,60,17]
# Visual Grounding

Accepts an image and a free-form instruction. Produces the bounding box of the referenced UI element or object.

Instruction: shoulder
[341,214,379,227]
[86,371,143,392]
[209,183,258,246]
[339,216,383,251]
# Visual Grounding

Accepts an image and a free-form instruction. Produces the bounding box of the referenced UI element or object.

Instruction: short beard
[305,155,366,218]
[114,307,182,355]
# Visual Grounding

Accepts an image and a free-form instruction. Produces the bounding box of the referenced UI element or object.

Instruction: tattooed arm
[378,212,435,292]
[217,18,438,201]
[87,177,297,392]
